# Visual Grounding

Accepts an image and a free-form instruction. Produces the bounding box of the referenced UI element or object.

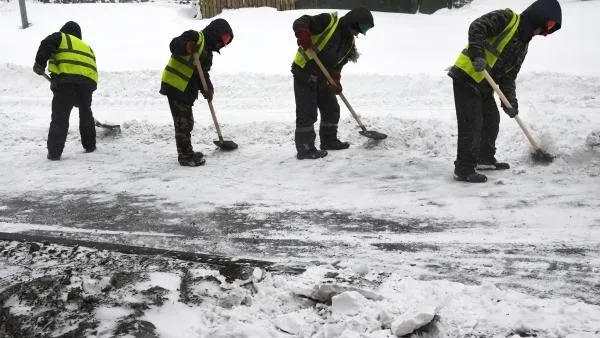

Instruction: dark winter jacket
[291,7,373,85]
[35,21,97,92]
[159,19,234,105]
[519,0,562,42]
[448,0,562,108]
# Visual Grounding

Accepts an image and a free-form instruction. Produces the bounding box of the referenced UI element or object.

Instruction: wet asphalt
[1,189,598,305]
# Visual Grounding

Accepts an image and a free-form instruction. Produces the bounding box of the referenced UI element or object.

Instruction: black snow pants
[47,84,96,157]
[453,78,500,175]
[293,75,341,153]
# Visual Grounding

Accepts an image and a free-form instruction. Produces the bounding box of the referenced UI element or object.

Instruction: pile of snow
[1,0,598,76]
[2,240,600,337]
[586,130,600,147]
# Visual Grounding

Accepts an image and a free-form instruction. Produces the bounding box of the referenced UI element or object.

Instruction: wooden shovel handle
[481,69,541,151]
[193,52,223,140]
[305,48,367,131]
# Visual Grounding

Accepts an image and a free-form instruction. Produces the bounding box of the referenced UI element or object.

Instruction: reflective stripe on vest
[454,10,520,83]
[294,13,344,68]
[48,33,98,84]
[161,32,206,92]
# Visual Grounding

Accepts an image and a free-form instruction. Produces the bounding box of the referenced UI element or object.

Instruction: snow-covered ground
[1,0,599,337]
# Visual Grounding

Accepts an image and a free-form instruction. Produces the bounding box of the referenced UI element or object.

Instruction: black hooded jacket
[448,0,561,107]
[291,7,374,83]
[35,21,97,92]
[159,19,234,105]
[519,0,562,42]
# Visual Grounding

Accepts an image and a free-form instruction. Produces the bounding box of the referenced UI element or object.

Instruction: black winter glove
[472,57,487,72]
[202,88,213,102]
[33,63,45,76]
[327,72,342,95]
[501,102,518,118]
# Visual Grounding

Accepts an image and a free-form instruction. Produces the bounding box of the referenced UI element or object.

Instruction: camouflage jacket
[449,9,529,109]
[291,13,358,81]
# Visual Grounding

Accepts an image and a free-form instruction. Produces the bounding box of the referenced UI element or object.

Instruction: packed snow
[0,0,599,337]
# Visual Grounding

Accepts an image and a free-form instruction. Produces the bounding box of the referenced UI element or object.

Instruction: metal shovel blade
[532,149,554,163]
[214,139,238,151]
[359,130,387,140]
[95,120,120,131]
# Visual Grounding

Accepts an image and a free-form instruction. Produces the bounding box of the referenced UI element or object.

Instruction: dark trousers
[47,84,95,156]
[167,97,195,157]
[453,78,500,173]
[294,75,340,153]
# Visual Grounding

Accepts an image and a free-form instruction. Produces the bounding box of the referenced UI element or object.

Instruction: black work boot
[476,158,510,170]
[297,144,328,160]
[320,139,350,151]
[47,153,61,161]
[178,152,205,167]
[319,124,348,151]
[454,168,487,183]
[85,145,96,153]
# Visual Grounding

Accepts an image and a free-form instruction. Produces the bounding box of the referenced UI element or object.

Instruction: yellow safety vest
[161,32,206,92]
[294,13,354,68]
[48,33,98,83]
[454,9,520,83]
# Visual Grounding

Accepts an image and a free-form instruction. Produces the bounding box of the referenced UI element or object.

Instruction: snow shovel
[192,53,238,151]
[306,49,387,140]
[482,70,554,163]
[41,73,120,131]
